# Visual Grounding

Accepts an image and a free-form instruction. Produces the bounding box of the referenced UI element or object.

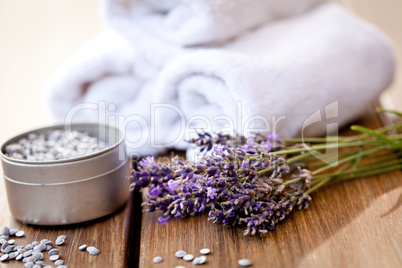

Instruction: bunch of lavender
[131,109,402,236]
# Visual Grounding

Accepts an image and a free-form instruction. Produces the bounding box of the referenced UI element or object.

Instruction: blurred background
[0,0,401,144]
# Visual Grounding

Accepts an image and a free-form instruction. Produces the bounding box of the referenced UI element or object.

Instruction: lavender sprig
[131,136,312,235]
[188,132,285,153]
[131,110,401,236]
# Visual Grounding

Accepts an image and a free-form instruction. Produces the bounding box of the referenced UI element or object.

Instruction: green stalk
[330,164,402,182]
[272,140,382,156]
[312,158,401,180]
[311,145,386,175]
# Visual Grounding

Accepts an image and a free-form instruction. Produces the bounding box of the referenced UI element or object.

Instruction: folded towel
[101,0,324,47]
[150,3,395,158]
[43,30,166,156]
[45,3,395,158]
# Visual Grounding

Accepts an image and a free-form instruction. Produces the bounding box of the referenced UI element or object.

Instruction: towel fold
[101,0,324,46]
[151,4,395,153]
[44,3,395,157]
[43,30,166,156]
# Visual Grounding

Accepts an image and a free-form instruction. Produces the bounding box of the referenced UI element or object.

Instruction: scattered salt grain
[16,230,25,237]
[200,248,211,255]
[238,259,252,267]
[153,256,163,263]
[175,250,186,258]
[183,254,194,261]
[86,246,100,256]
[193,256,207,265]
[49,255,59,261]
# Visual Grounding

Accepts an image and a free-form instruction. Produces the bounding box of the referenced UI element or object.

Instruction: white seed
[7,239,15,245]
[6,130,104,161]
[55,239,65,246]
[86,246,100,256]
[183,254,194,261]
[49,255,59,261]
[3,245,15,253]
[78,244,87,251]
[1,227,10,236]
[0,238,7,245]
[57,266,67,268]
[54,259,64,265]
[153,256,163,263]
[16,230,25,237]
[0,254,9,261]
[31,241,39,246]
[23,250,33,257]
[57,235,66,241]
[25,256,37,263]
[40,239,52,245]
[175,250,186,258]
[46,245,52,251]
[238,259,252,267]
[48,249,59,256]
[8,251,19,259]
[25,244,33,250]
[34,244,46,252]
[200,248,211,255]
[9,229,18,236]
[193,256,207,265]
[1,241,9,250]
[32,251,43,260]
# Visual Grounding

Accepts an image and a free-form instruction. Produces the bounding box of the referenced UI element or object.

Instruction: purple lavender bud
[167,179,182,192]
[207,187,218,200]
[149,186,162,197]
[261,141,273,152]
[139,156,155,168]
[158,215,171,225]
[267,132,278,140]
[213,144,225,154]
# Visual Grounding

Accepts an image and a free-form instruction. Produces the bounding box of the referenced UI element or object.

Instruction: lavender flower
[130,133,311,236]
[206,187,218,200]
[131,111,402,236]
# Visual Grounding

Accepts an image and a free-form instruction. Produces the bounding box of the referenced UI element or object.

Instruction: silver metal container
[1,123,131,225]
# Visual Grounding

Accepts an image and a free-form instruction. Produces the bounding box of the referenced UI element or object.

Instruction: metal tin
[1,123,131,225]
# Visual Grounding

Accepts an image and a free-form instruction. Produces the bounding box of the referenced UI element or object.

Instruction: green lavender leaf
[350,125,400,149]
[376,107,402,117]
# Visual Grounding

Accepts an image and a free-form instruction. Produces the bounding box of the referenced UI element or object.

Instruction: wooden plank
[0,174,130,268]
[138,113,402,268]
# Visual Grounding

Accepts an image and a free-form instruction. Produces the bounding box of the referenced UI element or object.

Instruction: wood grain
[0,177,130,268]
[138,113,402,268]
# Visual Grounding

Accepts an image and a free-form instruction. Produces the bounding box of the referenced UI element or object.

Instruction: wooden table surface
[0,187,131,267]
[1,113,401,268]
[137,113,402,268]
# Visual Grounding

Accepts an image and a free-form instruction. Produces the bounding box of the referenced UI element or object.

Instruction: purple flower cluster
[130,132,312,236]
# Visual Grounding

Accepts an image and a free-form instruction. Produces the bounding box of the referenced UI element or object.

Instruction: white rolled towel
[101,0,325,47]
[151,3,395,156]
[43,30,166,156]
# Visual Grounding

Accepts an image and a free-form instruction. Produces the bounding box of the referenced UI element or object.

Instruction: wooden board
[0,114,400,268]
[0,182,131,267]
[137,113,402,268]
